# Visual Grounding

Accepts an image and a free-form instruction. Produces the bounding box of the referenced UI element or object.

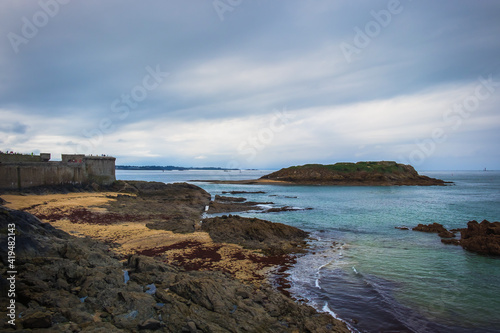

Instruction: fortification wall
[0,154,42,163]
[0,153,116,190]
[85,157,116,185]
[0,163,87,189]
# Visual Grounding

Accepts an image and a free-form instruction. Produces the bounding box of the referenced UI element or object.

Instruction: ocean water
[116,169,500,333]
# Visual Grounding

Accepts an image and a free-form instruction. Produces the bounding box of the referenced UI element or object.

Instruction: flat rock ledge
[201,215,309,256]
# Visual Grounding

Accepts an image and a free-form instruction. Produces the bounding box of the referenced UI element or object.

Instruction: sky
[1,0,499,170]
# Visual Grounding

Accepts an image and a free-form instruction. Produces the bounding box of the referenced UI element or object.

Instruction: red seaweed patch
[34,207,171,225]
[136,241,203,257]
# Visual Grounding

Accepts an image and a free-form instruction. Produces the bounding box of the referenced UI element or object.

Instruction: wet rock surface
[0,206,349,332]
[207,194,310,214]
[412,223,456,238]
[412,220,500,256]
[459,220,500,256]
[207,195,273,214]
[222,191,267,195]
[264,206,313,213]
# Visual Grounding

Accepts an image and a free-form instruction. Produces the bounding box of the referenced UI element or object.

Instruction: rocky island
[201,161,448,186]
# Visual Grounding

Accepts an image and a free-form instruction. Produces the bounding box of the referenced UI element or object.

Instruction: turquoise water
[116,170,500,332]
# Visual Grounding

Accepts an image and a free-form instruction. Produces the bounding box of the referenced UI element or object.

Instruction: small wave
[256,204,274,209]
[315,279,321,289]
[322,302,362,333]
[318,262,329,270]
[352,266,359,275]
[322,302,340,319]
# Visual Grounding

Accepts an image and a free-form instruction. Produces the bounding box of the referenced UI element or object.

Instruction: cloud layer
[1,0,499,169]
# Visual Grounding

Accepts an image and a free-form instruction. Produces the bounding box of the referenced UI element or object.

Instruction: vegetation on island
[261,161,447,186]
[287,161,405,174]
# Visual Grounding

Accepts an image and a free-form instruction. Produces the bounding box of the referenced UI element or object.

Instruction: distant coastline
[116,165,240,171]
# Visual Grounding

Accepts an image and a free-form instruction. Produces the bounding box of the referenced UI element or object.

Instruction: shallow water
[117,169,500,332]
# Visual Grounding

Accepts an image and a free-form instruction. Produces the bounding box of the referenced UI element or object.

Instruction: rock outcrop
[202,215,309,255]
[411,220,500,256]
[412,223,456,238]
[459,220,500,256]
[261,161,447,186]
[0,206,350,332]
[207,195,272,214]
[112,181,211,233]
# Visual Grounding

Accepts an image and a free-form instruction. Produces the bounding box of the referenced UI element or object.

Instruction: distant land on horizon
[116,165,242,171]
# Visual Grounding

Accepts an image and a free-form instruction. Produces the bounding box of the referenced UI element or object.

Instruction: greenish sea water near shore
[117,169,500,333]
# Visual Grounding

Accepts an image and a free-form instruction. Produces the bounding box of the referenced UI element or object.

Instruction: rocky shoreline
[0,181,350,332]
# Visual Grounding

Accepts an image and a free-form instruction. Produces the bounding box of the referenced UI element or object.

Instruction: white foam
[322,302,360,333]
[256,204,274,209]
[322,302,340,320]
[352,266,359,275]
[315,278,321,289]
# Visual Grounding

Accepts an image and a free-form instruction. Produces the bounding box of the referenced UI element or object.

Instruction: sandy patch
[2,192,122,213]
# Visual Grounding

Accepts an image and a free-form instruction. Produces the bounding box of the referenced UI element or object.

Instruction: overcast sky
[1,1,499,170]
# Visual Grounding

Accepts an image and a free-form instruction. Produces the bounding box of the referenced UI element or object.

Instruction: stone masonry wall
[0,153,116,190]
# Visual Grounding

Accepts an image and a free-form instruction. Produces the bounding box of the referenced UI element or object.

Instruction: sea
[116,169,500,333]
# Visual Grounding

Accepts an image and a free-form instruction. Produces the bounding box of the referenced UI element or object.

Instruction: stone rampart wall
[0,155,116,190]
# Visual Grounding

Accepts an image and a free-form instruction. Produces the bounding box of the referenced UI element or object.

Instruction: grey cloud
[0,0,499,168]
[0,121,29,134]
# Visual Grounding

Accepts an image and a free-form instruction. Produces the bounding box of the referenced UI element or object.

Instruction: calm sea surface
[116,169,500,333]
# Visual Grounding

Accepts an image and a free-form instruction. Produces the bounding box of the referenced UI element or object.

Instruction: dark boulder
[201,215,309,255]
[460,220,500,256]
[20,311,53,329]
[441,238,460,246]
